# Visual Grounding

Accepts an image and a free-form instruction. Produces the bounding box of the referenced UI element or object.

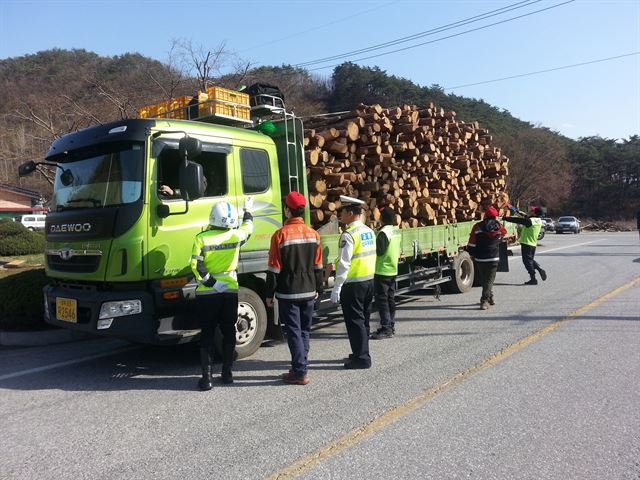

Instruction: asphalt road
[1,232,638,480]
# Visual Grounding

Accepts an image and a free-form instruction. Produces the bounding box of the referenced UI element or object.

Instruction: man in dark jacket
[468,207,507,309]
[267,192,323,385]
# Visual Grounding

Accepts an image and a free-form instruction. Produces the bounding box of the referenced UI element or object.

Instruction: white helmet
[209,201,238,229]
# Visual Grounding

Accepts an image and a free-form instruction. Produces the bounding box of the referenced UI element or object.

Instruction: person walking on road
[371,207,401,339]
[191,198,253,390]
[468,207,507,309]
[330,196,376,369]
[266,192,324,385]
[503,205,546,285]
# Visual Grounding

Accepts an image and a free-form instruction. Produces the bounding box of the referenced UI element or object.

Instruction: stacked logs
[303,103,509,229]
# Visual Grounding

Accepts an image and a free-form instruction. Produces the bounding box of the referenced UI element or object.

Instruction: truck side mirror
[18,161,37,176]
[178,136,202,161]
[179,161,206,201]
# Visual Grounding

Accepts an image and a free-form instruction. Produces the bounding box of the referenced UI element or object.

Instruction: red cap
[285,191,306,209]
[485,207,499,218]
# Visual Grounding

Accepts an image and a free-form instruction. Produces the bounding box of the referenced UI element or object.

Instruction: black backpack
[245,83,285,108]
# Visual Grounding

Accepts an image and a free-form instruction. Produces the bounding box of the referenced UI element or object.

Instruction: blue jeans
[278,298,315,376]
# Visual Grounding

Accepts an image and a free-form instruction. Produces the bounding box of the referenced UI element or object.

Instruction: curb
[0,329,96,347]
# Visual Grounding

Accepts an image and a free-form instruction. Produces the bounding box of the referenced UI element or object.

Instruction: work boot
[198,348,213,391]
[480,301,489,310]
[538,269,547,281]
[220,365,234,385]
[343,359,371,370]
[524,278,538,285]
[370,328,394,340]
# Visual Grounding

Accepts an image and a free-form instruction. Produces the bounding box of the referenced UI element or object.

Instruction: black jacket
[468,218,506,263]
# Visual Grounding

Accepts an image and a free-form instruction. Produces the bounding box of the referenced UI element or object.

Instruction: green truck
[18,105,514,358]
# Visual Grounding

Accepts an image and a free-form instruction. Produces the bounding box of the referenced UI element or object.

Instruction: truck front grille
[47,254,101,273]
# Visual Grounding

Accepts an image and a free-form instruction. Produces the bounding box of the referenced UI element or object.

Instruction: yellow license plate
[56,297,77,323]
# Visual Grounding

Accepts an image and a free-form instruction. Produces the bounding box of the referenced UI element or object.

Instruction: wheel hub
[236,302,257,347]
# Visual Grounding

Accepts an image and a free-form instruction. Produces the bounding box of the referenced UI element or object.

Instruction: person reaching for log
[503,206,547,285]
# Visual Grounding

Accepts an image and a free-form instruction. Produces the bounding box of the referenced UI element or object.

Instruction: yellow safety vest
[375,225,401,276]
[190,219,253,294]
[344,222,376,283]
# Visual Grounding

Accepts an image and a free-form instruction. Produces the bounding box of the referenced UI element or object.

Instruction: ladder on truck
[250,95,301,194]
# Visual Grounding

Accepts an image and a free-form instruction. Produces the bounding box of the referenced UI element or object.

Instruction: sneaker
[488,298,495,306]
[480,301,489,310]
[282,371,310,385]
[539,269,547,281]
[371,328,394,340]
[524,278,538,285]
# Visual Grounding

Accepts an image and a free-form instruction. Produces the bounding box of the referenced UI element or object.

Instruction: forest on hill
[0,48,637,219]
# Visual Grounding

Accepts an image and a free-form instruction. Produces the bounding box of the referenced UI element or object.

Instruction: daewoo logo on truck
[50,223,92,233]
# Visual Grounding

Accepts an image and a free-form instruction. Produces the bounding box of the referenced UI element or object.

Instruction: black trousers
[521,244,542,278]
[340,280,374,366]
[374,274,396,332]
[475,261,498,302]
[196,292,238,369]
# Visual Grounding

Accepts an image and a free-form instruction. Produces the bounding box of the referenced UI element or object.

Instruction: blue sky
[1,0,638,140]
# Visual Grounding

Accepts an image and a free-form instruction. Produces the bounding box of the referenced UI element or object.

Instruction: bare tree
[496,127,572,210]
[175,39,233,91]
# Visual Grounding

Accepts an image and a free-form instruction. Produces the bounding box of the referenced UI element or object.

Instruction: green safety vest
[190,219,253,294]
[344,222,376,283]
[375,225,401,276]
[518,217,543,246]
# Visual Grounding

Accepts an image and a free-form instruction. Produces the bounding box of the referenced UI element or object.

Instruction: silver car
[556,216,581,234]
[542,217,555,232]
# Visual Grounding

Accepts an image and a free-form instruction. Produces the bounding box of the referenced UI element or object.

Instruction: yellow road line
[266,276,640,480]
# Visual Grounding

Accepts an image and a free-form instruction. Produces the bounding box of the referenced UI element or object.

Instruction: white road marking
[509,239,602,259]
[0,346,139,382]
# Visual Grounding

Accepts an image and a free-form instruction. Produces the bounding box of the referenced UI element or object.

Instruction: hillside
[1,49,636,218]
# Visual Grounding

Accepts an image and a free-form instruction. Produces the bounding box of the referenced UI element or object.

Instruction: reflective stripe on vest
[345,223,376,283]
[375,225,401,276]
[190,222,251,294]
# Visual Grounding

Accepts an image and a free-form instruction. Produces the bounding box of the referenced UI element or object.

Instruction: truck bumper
[44,284,159,343]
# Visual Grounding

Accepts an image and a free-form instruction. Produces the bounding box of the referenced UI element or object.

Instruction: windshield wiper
[67,198,102,207]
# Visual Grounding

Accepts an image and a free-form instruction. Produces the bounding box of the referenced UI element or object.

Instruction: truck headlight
[99,300,142,319]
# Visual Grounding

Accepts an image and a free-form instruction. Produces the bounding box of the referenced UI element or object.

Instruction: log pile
[303,103,509,229]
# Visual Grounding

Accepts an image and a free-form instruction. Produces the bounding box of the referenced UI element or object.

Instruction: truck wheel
[444,251,474,294]
[214,287,267,359]
[235,287,267,358]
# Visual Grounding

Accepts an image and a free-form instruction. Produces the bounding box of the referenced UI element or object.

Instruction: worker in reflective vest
[371,207,401,340]
[190,198,253,390]
[503,205,547,285]
[330,196,376,369]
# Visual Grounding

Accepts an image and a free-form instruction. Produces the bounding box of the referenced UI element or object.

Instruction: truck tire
[215,287,267,359]
[444,251,474,294]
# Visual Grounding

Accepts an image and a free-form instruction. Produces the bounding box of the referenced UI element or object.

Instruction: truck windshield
[52,142,144,210]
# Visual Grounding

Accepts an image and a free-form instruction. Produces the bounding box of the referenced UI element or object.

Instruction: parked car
[20,214,46,231]
[556,216,581,234]
[542,217,556,232]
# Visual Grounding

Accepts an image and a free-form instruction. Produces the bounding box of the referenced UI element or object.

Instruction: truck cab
[33,115,305,357]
